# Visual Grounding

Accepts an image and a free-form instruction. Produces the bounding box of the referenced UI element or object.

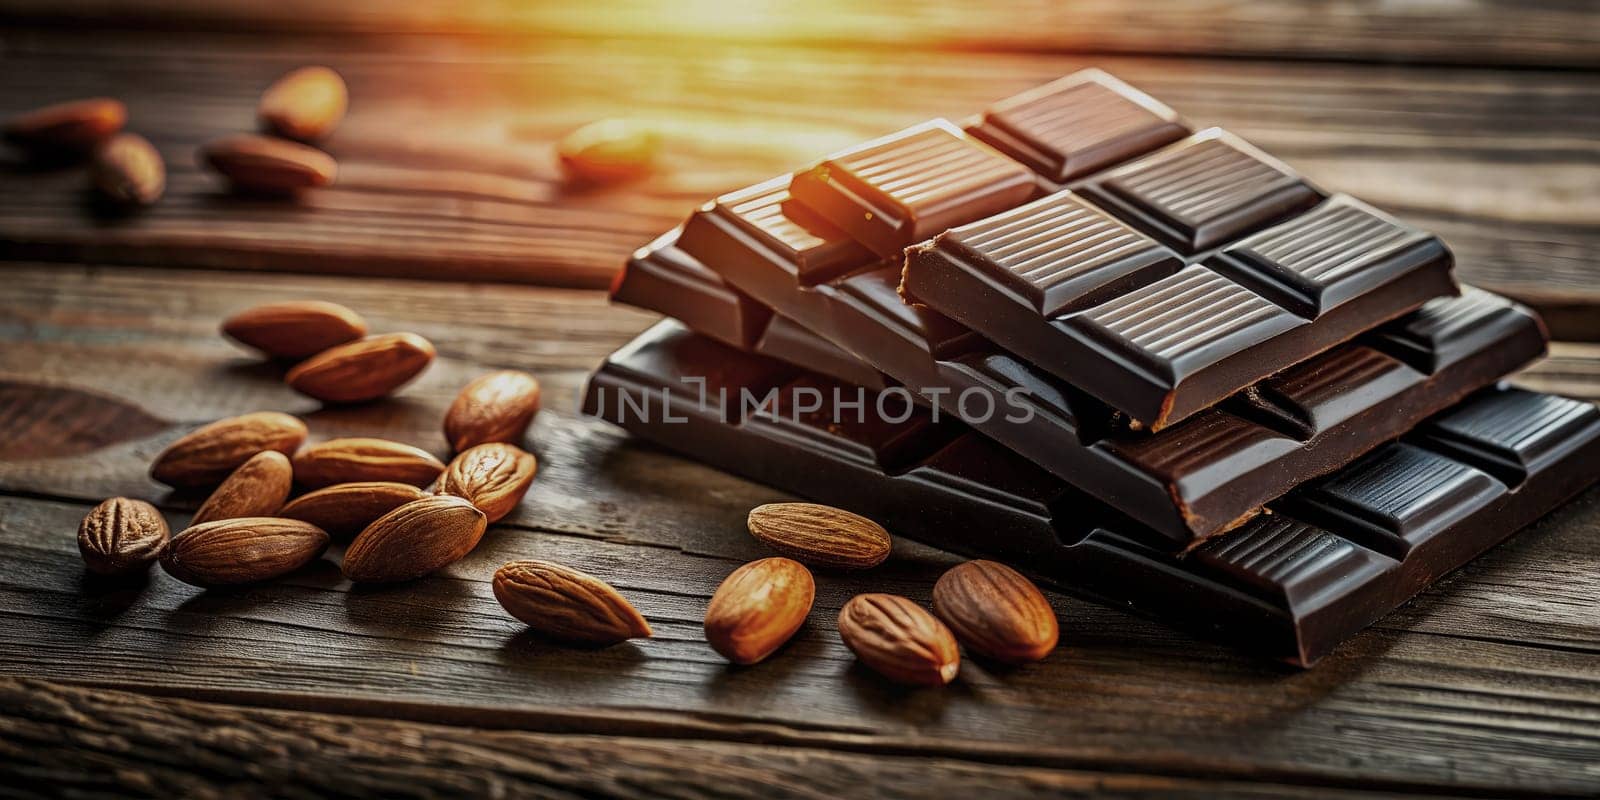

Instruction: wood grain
[3,0,1599,68]
[1,263,1598,796]
[0,31,1596,337]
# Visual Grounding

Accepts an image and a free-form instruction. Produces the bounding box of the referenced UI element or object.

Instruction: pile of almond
[2,97,164,208]
[201,66,346,195]
[75,300,1057,688]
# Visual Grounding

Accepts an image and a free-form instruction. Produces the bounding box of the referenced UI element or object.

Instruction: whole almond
[150,411,308,489]
[159,517,329,587]
[838,593,960,687]
[285,332,435,404]
[77,497,169,576]
[190,451,294,525]
[342,495,487,583]
[92,133,164,206]
[200,134,336,193]
[435,443,537,523]
[259,66,348,142]
[221,300,368,360]
[291,437,445,488]
[277,481,427,538]
[704,557,814,665]
[557,119,659,184]
[492,560,652,645]
[932,560,1058,664]
[3,97,126,154]
[746,503,890,569]
[444,370,542,452]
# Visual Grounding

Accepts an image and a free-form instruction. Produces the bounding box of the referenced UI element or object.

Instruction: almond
[150,411,308,489]
[285,332,434,404]
[159,517,328,587]
[342,495,487,583]
[189,451,293,525]
[92,133,164,206]
[77,497,169,576]
[3,97,126,154]
[837,593,960,686]
[291,437,445,488]
[277,481,427,538]
[444,370,541,452]
[259,66,348,142]
[704,557,814,665]
[932,560,1058,664]
[221,300,368,360]
[200,133,336,193]
[746,503,890,569]
[556,119,659,184]
[435,442,537,523]
[492,560,652,645]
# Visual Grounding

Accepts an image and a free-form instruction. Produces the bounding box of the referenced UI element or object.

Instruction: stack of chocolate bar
[583,70,1600,666]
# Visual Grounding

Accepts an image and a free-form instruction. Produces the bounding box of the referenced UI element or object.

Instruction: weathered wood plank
[1,264,1598,795]
[3,0,1599,68]
[1,32,1596,336]
[0,678,1451,800]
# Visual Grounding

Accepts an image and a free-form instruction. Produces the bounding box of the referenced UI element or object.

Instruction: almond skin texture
[160,517,329,587]
[78,497,169,576]
[492,560,652,645]
[259,66,348,142]
[92,133,164,206]
[746,503,890,569]
[200,134,336,193]
[932,560,1059,664]
[435,443,537,523]
[342,495,487,583]
[150,411,308,489]
[190,450,294,525]
[704,558,814,665]
[291,437,445,489]
[838,594,960,687]
[221,301,368,360]
[444,370,542,452]
[285,332,435,404]
[277,481,427,539]
[3,97,125,154]
[557,119,659,184]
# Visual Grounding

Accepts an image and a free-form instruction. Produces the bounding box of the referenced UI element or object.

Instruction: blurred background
[1,0,1596,338]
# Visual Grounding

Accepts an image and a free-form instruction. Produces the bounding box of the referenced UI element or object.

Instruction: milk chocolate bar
[669,197,1544,544]
[583,321,1600,665]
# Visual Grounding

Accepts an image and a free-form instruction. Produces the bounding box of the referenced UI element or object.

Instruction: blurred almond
[704,557,814,665]
[444,370,541,452]
[435,442,537,523]
[160,517,328,587]
[92,133,164,206]
[838,593,960,687]
[932,560,1058,664]
[557,119,659,184]
[259,66,348,142]
[342,495,486,583]
[746,502,890,569]
[77,497,169,576]
[492,560,652,645]
[277,481,427,539]
[200,133,336,193]
[150,411,308,489]
[3,97,125,154]
[291,437,445,488]
[285,332,434,404]
[190,450,293,525]
[221,300,367,360]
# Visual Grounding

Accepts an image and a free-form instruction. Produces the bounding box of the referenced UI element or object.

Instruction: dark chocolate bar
[671,195,1545,544]
[582,321,1600,665]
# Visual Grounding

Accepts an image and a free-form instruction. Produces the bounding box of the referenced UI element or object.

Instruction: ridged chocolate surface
[584,322,1600,665]
[721,177,829,253]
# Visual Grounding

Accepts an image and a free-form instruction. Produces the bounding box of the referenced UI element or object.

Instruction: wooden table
[2,4,1598,796]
